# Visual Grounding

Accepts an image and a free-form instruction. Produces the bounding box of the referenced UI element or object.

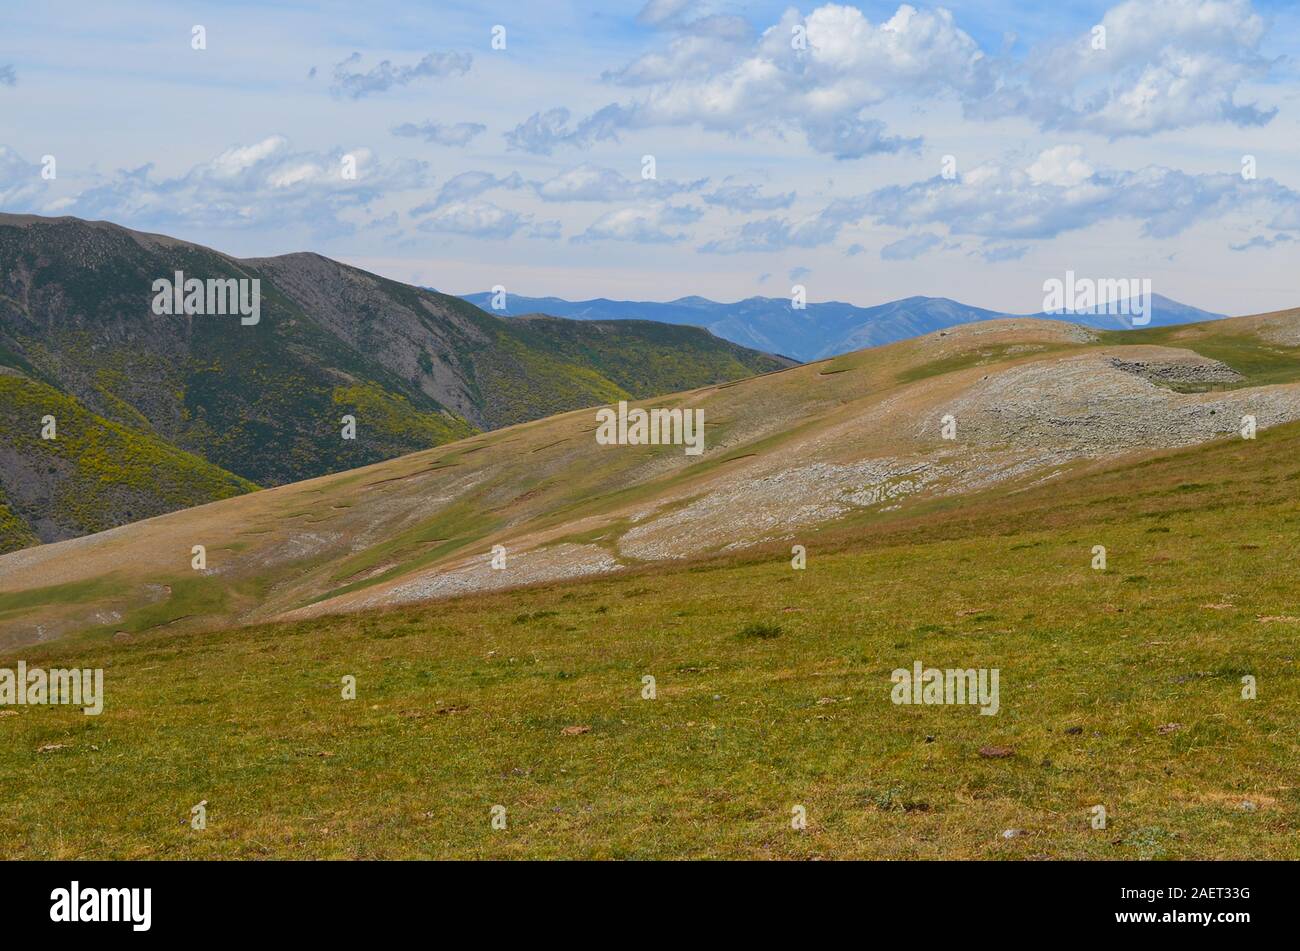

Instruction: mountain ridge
[459,290,1226,362]
[0,214,790,550]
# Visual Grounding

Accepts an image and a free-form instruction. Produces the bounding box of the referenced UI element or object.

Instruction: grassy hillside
[486,315,788,425]
[5,309,1300,646]
[2,414,1297,858]
[0,370,256,552]
[0,214,787,545]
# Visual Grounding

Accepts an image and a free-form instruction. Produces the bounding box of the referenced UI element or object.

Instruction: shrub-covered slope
[0,368,256,549]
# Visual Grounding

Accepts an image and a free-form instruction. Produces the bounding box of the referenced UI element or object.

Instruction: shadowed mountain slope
[0,214,790,547]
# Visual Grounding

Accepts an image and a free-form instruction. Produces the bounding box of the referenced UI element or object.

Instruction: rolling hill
[2,306,1298,859]
[460,290,1226,362]
[4,305,1299,647]
[0,214,790,549]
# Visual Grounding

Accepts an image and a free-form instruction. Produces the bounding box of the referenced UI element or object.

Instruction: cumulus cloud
[572,204,702,244]
[864,148,1300,241]
[511,0,1279,160]
[391,121,486,146]
[967,0,1277,137]
[330,51,471,99]
[1025,145,1097,187]
[880,232,942,261]
[55,136,430,235]
[509,4,981,158]
[416,199,530,239]
[410,182,559,240]
[700,146,1300,254]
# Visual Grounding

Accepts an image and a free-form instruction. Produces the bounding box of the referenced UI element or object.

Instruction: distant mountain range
[459,292,1227,362]
[0,214,788,549]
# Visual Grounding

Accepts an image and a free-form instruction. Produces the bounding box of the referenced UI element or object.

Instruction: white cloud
[1026,145,1095,187]
[533,164,702,202]
[416,199,529,239]
[505,4,975,158]
[864,148,1300,241]
[56,136,430,236]
[510,0,1280,161]
[330,51,471,99]
[967,0,1277,137]
[572,204,702,244]
[700,146,1300,254]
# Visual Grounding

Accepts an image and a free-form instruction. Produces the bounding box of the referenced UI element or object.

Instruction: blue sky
[2,0,1298,314]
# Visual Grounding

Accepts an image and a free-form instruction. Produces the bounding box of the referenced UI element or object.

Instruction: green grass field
[3,419,1297,859]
